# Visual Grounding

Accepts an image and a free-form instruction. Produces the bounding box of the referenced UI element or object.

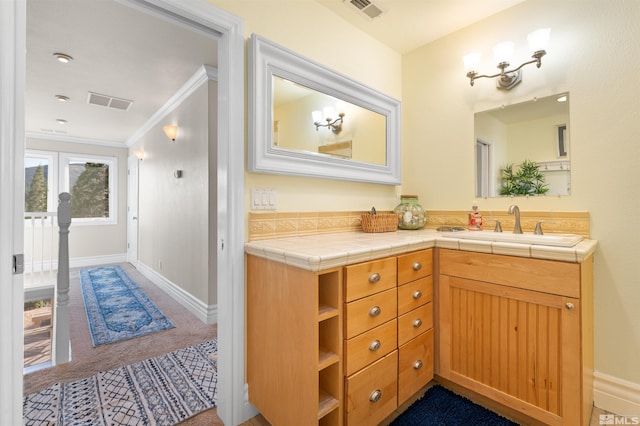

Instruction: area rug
[23,339,218,425]
[80,265,174,346]
[390,385,519,425]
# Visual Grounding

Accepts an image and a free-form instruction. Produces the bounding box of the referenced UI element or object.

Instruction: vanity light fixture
[464,28,551,90]
[163,125,178,141]
[53,52,73,63]
[312,107,345,134]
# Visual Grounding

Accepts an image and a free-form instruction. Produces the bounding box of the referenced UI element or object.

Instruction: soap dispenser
[468,201,483,231]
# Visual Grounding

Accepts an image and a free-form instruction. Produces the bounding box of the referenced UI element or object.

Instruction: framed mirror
[248,33,401,185]
[475,93,570,197]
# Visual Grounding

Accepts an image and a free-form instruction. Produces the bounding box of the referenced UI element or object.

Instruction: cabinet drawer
[398,329,434,405]
[439,249,581,298]
[398,303,433,346]
[398,276,432,316]
[345,288,397,339]
[344,257,397,302]
[344,319,397,376]
[345,350,398,426]
[397,249,432,285]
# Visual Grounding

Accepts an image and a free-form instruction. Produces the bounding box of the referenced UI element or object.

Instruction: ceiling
[26,0,523,146]
[317,0,524,54]
[26,0,218,146]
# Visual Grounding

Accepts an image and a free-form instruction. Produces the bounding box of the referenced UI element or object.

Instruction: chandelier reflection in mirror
[312,107,345,134]
[464,28,551,90]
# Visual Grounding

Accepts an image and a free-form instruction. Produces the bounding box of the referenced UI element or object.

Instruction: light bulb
[527,28,551,53]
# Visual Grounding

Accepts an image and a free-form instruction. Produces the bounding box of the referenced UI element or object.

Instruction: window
[24,150,56,214]
[24,150,118,225]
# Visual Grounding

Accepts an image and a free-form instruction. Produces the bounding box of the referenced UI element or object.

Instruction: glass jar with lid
[393,195,426,230]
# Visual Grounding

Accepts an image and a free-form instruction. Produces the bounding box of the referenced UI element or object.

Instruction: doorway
[1,0,246,424]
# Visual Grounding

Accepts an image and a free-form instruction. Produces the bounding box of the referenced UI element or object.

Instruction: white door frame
[127,155,139,266]
[2,0,249,424]
[0,1,26,423]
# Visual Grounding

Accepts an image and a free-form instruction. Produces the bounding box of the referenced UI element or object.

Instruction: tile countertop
[244,228,598,272]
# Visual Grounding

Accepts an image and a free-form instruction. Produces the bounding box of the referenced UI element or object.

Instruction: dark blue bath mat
[389,385,519,425]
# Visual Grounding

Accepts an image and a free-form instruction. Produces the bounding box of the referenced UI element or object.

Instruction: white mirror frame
[248,33,401,185]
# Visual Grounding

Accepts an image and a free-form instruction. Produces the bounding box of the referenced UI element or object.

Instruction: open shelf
[319,305,339,322]
[319,347,340,370]
[318,390,340,420]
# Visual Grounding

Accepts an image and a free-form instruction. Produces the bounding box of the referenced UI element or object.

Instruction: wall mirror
[475,93,570,198]
[249,33,401,185]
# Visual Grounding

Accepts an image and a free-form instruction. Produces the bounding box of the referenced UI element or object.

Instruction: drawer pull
[566,302,574,310]
[413,318,422,328]
[412,290,422,300]
[412,261,422,271]
[369,390,382,403]
[413,360,423,370]
[369,340,381,351]
[369,306,381,317]
[368,272,381,284]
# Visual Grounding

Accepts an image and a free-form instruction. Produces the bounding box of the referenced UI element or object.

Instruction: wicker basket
[361,213,398,233]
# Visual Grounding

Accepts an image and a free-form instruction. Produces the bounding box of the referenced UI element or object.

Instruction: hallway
[23,262,222,425]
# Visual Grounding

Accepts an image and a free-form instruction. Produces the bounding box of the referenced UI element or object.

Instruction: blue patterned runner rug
[80,265,174,346]
[23,339,218,425]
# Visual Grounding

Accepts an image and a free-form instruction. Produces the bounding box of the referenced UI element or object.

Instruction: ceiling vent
[87,92,133,111]
[344,0,386,19]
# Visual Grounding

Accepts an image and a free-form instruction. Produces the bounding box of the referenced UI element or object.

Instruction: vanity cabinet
[246,255,343,426]
[247,249,434,426]
[436,249,594,426]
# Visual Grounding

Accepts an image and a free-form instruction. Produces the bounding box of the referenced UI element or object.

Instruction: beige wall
[130,82,217,305]
[26,138,128,260]
[209,0,403,213]
[402,0,640,386]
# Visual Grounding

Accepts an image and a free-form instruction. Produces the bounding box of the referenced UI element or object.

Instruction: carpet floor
[389,385,519,425]
[23,263,222,425]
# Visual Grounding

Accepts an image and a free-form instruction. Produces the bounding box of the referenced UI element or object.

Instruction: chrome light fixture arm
[466,50,547,89]
[313,112,345,134]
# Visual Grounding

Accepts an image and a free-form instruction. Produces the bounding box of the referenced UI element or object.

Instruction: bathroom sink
[440,230,584,247]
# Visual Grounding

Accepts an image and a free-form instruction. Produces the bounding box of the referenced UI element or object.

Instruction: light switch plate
[251,188,276,210]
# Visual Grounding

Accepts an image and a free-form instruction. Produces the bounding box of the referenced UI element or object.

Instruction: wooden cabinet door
[438,274,580,426]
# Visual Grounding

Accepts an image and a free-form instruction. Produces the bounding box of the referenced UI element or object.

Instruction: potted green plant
[500,160,549,196]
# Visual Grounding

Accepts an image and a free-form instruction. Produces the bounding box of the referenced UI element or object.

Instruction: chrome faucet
[508,205,523,234]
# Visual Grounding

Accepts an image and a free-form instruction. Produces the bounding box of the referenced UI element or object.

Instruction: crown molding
[25,131,127,148]
[126,64,218,147]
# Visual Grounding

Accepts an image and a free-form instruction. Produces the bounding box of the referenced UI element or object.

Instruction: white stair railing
[52,192,71,365]
[23,211,58,292]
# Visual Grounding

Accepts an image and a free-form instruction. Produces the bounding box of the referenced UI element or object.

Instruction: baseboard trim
[69,253,128,269]
[594,371,640,415]
[136,262,217,325]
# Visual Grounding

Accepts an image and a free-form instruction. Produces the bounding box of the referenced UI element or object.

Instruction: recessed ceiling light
[56,119,68,125]
[53,53,73,63]
[55,95,70,102]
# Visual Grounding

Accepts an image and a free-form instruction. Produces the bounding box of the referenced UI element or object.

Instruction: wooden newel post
[52,192,71,365]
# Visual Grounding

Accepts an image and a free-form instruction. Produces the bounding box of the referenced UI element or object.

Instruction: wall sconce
[163,125,178,141]
[312,107,345,134]
[134,150,145,161]
[464,28,551,90]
